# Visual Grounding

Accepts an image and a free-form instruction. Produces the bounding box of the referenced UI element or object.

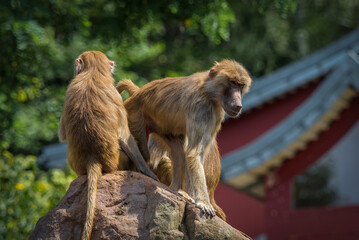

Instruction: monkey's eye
[230,81,238,87]
[230,81,244,89]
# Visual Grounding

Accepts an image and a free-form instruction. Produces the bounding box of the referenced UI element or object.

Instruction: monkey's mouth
[226,109,242,118]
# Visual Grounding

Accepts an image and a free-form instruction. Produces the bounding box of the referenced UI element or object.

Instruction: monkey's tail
[209,186,227,221]
[81,161,102,240]
[116,79,139,96]
[212,200,227,221]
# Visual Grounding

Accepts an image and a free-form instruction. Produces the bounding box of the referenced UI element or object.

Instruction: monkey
[58,51,158,240]
[117,80,227,220]
[116,59,252,217]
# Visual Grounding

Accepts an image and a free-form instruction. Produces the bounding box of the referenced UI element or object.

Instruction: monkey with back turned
[59,51,158,240]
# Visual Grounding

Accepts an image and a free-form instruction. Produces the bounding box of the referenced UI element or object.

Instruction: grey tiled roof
[221,29,359,183]
[37,143,68,170]
[243,29,359,112]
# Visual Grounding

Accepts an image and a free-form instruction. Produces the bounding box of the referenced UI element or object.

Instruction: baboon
[117,60,252,216]
[58,51,157,240]
[118,80,227,220]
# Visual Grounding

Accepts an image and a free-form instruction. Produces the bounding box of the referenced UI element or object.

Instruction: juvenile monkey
[58,51,157,240]
[117,60,252,216]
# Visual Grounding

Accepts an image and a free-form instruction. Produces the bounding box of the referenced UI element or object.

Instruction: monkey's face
[207,59,252,118]
[222,81,243,118]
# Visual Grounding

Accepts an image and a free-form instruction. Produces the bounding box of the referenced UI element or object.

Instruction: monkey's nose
[235,105,242,111]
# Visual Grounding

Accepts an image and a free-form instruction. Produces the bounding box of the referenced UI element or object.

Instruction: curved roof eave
[221,54,359,184]
[242,29,359,112]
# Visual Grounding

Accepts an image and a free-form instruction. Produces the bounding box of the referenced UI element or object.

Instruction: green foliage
[0,150,76,239]
[0,0,239,155]
[294,158,337,208]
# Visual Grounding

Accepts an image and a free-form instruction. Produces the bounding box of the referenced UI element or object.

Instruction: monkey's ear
[109,60,115,73]
[75,58,82,75]
[208,61,219,79]
[208,67,217,79]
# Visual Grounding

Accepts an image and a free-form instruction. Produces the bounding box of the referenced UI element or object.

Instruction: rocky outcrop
[30,171,251,240]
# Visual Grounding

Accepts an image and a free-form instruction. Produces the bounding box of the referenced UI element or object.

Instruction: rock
[30,171,251,240]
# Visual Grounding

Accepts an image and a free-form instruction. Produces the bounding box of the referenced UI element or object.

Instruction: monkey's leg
[168,137,186,192]
[118,127,159,181]
[148,133,173,185]
[126,107,151,161]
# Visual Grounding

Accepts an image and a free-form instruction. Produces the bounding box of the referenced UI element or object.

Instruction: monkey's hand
[178,190,195,204]
[196,200,216,217]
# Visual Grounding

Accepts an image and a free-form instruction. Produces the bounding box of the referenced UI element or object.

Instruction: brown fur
[117,59,252,216]
[59,51,157,240]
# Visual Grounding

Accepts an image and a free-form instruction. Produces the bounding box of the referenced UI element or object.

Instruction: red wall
[215,183,265,238]
[215,81,321,237]
[265,96,359,240]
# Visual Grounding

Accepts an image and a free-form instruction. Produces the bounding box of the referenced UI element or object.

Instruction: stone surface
[30,171,251,240]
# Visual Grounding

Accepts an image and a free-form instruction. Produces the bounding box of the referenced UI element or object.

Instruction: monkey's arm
[183,113,216,217]
[184,137,215,215]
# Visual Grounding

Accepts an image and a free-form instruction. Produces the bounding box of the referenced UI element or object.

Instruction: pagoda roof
[221,29,359,196]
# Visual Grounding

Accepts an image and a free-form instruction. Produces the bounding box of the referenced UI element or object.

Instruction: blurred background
[1,0,359,239]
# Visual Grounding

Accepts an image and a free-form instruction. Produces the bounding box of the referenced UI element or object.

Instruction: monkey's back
[132,72,218,136]
[62,76,122,174]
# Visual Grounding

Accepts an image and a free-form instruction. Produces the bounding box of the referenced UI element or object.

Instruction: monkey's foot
[196,200,216,217]
[178,190,195,204]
